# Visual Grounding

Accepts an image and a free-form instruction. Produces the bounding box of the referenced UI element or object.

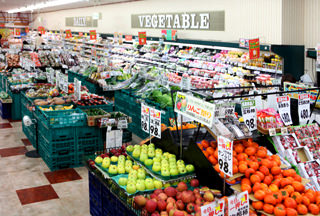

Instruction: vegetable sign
[228,191,249,216]
[174,92,215,127]
[201,199,225,216]
[218,136,233,177]
[65,29,72,38]
[241,100,257,131]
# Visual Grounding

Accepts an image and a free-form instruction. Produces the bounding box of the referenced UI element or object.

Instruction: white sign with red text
[150,108,161,138]
[228,191,249,216]
[298,93,310,125]
[201,199,225,216]
[277,96,292,126]
[218,136,233,177]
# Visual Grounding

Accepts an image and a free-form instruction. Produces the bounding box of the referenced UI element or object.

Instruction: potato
[35,101,48,106]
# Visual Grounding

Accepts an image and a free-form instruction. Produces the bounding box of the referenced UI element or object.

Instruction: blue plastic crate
[0,100,11,119]
[90,199,102,216]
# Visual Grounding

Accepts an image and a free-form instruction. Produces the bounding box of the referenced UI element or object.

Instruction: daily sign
[131,11,225,31]
[241,100,257,131]
[277,96,292,126]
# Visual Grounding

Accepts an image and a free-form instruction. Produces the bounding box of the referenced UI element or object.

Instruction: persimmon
[252,201,264,210]
[259,166,270,176]
[237,153,248,161]
[214,148,218,159]
[245,168,255,178]
[201,140,209,148]
[234,144,244,153]
[305,192,316,203]
[241,184,251,193]
[293,174,302,182]
[273,179,281,188]
[280,178,291,188]
[245,146,257,156]
[308,204,320,215]
[264,194,277,205]
[197,143,203,150]
[269,184,279,192]
[263,203,274,214]
[239,160,248,166]
[252,183,262,193]
[239,164,248,174]
[255,171,265,181]
[292,181,305,193]
[286,208,298,216]
[206,147,214,155]
[241,177,251,185]
[271,166,282,175]
[283,169,296,177]
[263,176,272,185]
[233,165,238,174]
[214,164,220,172]
[260,183,269,192]
[254,190,266,201]
[297,204,308,215]
[284,197,297,209]
[248,161,259,171]
[261,159,273,169]
[250,174,261,184]
[284,185,295,195]
[202,150,209,158]
[276,204,285,209]
[315,195,320,205]
[291,192,302,204]
[273,192,283,204]
[233,157,238,166]
[302,196,310,206]
[274,206,286,216]
[271,155,282,165]
[274,174,284,180]
[257,148,267,158]
[209,155,218,165]
[210,141,217,148]
[280,189,289,199]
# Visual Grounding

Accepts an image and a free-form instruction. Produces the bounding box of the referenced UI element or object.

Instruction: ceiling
[0,0,136,13]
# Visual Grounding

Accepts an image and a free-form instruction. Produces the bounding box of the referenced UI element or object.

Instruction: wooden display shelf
[257,125,281,135]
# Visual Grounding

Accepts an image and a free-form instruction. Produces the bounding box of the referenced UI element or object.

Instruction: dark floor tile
[21,138,32,146]
[44,168,82,184]
[0,146,27,157]
[16,185,59,205]
[8,119,21,122]
[0,123,12,129]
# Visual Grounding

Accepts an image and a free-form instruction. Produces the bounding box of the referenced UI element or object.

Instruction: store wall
[33,0,283,44]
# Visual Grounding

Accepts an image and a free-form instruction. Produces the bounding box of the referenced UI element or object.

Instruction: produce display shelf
[127,154,196,184]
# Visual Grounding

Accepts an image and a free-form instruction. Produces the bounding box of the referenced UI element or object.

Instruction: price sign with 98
[217,136,233,177]
[241,100,257,131]
[141,104,150,133]
[150,108,161,138]
[277,96,293,126]
[298,94,310,125]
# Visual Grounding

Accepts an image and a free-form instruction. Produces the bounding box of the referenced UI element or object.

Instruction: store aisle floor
[0,117,90,216]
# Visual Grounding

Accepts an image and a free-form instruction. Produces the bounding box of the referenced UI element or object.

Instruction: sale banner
[90,30,96,40]
[174,92,215,127]
[14,28,21,36]
[125,35,132,41]
[201,199,225,216]
[138,31,146,45]
[228,191,249,216]
[249,38,260,59]
[65,29,72,38]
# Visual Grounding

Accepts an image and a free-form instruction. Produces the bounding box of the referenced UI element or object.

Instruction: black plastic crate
[0,100,11,119]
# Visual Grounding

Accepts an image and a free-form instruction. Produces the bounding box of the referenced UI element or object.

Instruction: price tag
[180,76,191,90]
[150,108,161,138]
[117,119,128,129]
[215,103,235,118]
[298,93,310,124]
[218,136,233,177]
[50,71,55,85]
[201,199,225,216]
[74,78,81,101]
[277,96,292,126]
[141,103,150,133]
[269,128,276,136]
[228,191,249,216]
[281,127,288,135]
[55,71,60,89]
[241,100,257,131]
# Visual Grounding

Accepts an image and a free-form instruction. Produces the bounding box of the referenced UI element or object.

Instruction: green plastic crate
[77,103,114,113]
[35,106,86,128]
[38,132,75,155]
[38,119,76,142]
[22,122,36,148]
[8,90,22,120]
[68,70,87,83]
[82,79,103,94]
[76,126,102,139]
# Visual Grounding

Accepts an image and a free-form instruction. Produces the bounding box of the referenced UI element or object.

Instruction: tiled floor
[0,118,90,216]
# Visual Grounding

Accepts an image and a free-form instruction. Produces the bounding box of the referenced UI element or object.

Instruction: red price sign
[14,28,21,36]
[25,27,29,33]
[125,35,132,41]
[90,30,96,40]
[249,38,260,59]
[65,29,72,38]
[201,199,225,216]
[38,26,45,35]
[138,31,146,45]
[228,191,249,216]
[79,32,83,37]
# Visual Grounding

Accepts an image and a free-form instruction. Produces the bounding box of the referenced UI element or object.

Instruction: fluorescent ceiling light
[7,0,89,13]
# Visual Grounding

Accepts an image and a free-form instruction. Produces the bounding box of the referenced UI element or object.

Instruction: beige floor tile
[74,166,89,180]
[0,155,49,173]
[20,199,71,216]
[0,192,23,216]
[7,169,50,190]
[59,196,90,216]
[0,118,9,123]
[52,179,88,198]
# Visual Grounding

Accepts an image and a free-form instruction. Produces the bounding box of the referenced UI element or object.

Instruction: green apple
[163,152,170,158]
[139,153,148,163]
[128,173,137,180]
[153,157,161,163]
[125,166,132,173]
[141,149,147,154]
[119,155,125,160]
[161,169,170,177]
[126,145,134,152]
[108,165,118,174]
[168,154,176,159]
[111,156,118,163]
[161,155,168,160]
[118,177,128,186]
[137,172,146,180]
[186,164,195,173]
[155,152,162,158]
[103,157,110,163]
[148,150,155,158]
[152,164,161,172]
[125,160,132,165]
[132,149,140,159]
[127,180,136,185]
[161,160,169,165]
[95,156,103,164]
[153,180,163,189]
[177,160,184,165]
[102,161,110,169]
[136,181,146,191]
[164,183,171,188]
[145,178,153,184]
[118,167,125,174]
[170,168,179,176]
[144,159,153,166]
[138,168,146,174]
[126,183,136,194]
[169,157,176,163]
[161,164,169,170]
[145,180,154,190]
[179,167,187,175]
[129,169,138,175]
[155,148,162,153]
[148,143,155,148]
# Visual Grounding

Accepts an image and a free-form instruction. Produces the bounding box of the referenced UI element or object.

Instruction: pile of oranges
[198,138,320,215]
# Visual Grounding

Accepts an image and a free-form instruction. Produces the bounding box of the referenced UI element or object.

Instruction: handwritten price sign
[228,191,249,216]
[277,96,292,126]
[218,136,233,177]
[201,199,225,216]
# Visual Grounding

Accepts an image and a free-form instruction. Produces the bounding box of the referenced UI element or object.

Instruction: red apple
[190,179,199,187]
[164,187,177,197]
[166,197,176,204]
[157,200,167,212]
[177,182,188,192]
[186,203,195,213]
[166,202,176,213]
[203,191,214,202]
[146,199,158,213]
[154,189,164,196]
[134,195,147,209]
[158,193,168,201]
[176,200,185,210]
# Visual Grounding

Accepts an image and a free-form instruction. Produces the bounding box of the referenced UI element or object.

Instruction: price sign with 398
[277,96,293,126]
[218,136,233,177]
